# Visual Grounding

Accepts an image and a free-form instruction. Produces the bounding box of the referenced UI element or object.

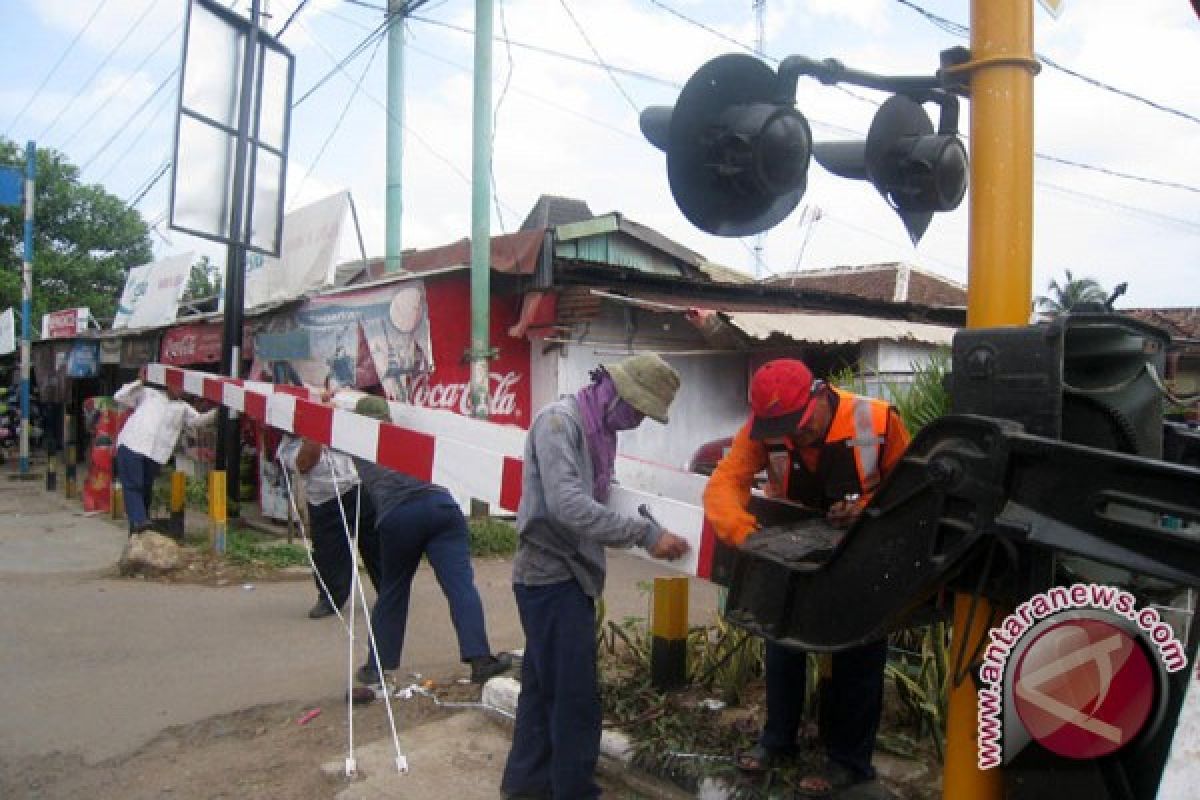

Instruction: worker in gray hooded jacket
[502,353,690,800]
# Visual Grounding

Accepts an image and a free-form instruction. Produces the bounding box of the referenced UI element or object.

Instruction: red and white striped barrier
[146,364,1200,778]
[146,364,723,580]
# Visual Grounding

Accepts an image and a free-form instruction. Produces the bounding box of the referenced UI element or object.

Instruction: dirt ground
[0,685,655,800]
[1,688,463,799]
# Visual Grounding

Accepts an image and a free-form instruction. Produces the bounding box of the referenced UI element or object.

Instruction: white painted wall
[551,305,750,472]
[858,340,947,400]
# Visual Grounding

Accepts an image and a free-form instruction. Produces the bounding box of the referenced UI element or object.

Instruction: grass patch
[224,526,309,569]
[150,470,212,512]
[469,515,518,557]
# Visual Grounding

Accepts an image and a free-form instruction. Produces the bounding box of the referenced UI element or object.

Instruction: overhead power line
[276,0,311,37]
[4,0,113,137]
[406,40,641,141]
[293,16,392,106]
[125,159,171,208]
[892,0,1200,128]
[289,16,387,204]
[637,0,1200,194]
[408,15,679,89]
[493,0,517,232]
[96,80,178,184]
[57,20,183,151]
[293,12,521,220]
[558,0,641,116]
[79,68,179,174]
[35,0,159,143]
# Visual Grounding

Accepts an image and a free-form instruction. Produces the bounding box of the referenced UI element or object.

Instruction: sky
[1,0,1198,310]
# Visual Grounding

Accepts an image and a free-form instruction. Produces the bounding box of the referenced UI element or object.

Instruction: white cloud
[7,0,1199,310]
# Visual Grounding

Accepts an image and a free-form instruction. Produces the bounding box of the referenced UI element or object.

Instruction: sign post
[1,144,35,476]
[169,0,293,518]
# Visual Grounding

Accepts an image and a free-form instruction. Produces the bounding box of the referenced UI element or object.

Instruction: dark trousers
[309,488,381,610]
[115,445,160,531]
[502,580,602,800]
[760,638,888,778]
[368,491,491,670]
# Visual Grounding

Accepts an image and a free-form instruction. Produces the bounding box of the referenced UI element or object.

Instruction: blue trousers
[760,638,888,778]
[309,488,380,610]
[502,580,602,800]
[115,445,160,531]
[367,491,491,669]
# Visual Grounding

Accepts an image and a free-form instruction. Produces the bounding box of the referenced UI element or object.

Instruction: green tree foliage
[182,255,222,302]
[0,139,152,326]
[1034,268,1109,314]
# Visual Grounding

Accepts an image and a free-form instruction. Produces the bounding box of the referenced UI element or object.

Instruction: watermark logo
[977,583,1186,769]
[1012,617,1155,760]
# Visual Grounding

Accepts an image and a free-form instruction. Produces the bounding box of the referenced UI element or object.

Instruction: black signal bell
[639,54,812,237]
[814,94,967,244]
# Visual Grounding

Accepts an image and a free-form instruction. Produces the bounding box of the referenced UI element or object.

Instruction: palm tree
[1034,269,1110,314]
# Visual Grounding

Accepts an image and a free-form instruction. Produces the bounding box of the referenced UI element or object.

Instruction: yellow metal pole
[966,0,1036,326]
[943,2,1036,797]
[209,470,227,555]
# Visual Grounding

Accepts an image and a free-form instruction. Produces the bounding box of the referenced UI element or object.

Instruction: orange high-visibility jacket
[703,387,911,546]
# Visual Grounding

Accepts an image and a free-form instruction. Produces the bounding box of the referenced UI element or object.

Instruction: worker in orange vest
[704,358,910,797]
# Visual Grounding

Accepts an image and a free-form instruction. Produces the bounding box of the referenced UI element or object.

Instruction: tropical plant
[1034,269,1109,314]
[890,349,951,435]
[830,349,951,436]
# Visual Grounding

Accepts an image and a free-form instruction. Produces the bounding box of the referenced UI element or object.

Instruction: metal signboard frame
[168,0,294,257]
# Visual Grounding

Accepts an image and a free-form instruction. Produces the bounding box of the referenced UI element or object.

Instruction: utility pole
[19,141,35,476]
[942,2,1036,798]
[468,0,493,419]
[385,1,406,274]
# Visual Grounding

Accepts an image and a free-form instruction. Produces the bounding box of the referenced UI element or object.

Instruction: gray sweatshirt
[511,396,663,597]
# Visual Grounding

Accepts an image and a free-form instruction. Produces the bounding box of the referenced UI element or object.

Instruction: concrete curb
[482,675,693,799]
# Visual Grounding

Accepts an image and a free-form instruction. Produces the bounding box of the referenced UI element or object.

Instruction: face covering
[605,397,644,431]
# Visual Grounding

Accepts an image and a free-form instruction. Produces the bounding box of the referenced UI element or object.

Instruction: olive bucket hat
[355,395,393,422]
[604,353,681,424]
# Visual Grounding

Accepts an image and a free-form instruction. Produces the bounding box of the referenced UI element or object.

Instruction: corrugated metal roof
[725,311,956,346]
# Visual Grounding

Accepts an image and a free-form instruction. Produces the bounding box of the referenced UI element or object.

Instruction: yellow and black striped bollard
[650,575,689,691]
[168,470,187,540]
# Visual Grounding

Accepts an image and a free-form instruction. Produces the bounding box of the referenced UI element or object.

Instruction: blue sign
[66,341,100,378]
[0,166,22,207]
[255,328,311,360]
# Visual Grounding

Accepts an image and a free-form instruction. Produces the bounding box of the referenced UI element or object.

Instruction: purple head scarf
[575,367,622,502]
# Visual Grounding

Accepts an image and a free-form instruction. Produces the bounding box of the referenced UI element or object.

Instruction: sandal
[735,742,791,774]
[793,759,866,798]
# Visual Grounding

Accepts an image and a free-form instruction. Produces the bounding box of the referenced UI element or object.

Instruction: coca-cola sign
[410,370,522,419]
[42,307,88,339]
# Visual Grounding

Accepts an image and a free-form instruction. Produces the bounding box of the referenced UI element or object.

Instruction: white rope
[330,464,408,774]
[342,468,359,777]
[276,448,407,774]
[276,454,351,631]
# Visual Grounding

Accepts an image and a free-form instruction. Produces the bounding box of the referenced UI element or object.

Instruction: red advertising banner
[160,323,253,366]
[43,307,88,339]
[420,276,530,427]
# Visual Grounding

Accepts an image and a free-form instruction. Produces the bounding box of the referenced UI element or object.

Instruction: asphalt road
[0,475,719,777]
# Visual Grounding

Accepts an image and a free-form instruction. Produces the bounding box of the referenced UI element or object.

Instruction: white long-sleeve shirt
[277,435,359,506]
[114,381,216,464]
